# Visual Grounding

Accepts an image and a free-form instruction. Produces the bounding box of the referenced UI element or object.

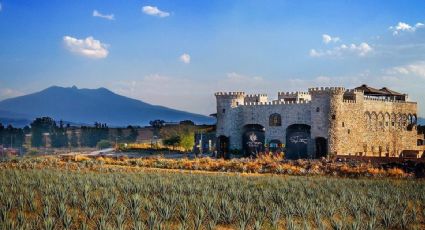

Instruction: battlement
[245,94,267,98]
[278,91,310,96]
[308,87,346,93]
[215,92,245,96]
[243,100,311,106]
[363,97,417,104]
[342,100,357,103]
[345,89,364,94]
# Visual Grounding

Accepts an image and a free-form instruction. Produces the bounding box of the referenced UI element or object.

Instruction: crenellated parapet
[277,91,310,96]
[245,94,267,97]
[243,100,311,106]
[364,97,417,104]
[342,100,357,103]
[244,93,268,104]
[215,92,246,96]
[308,87,346,94]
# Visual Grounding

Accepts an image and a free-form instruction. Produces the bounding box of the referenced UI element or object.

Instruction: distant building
[215,85,425,159]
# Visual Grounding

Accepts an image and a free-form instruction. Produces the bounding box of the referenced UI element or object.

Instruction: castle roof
[379,87,404,96]
[356,84,384,95]
[356,84,404,96]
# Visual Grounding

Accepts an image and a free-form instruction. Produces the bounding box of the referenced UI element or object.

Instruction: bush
[96,139,112,149]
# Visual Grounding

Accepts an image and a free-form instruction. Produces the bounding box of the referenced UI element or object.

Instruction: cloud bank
[310,42,373,57]
[93,10,115,20]
[322,34,340,44]
[63,36,109,59]
[390,22,424,35]
[142,6,170,18]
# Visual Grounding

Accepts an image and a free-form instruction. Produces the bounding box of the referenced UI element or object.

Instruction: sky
[1,0,425,116]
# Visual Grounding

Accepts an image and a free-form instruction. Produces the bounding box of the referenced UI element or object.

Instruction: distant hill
[0,86,214,127]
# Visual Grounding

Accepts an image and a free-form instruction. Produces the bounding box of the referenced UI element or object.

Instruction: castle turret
[215,92,245,153]
[308,87,346,157]
[244,94,268,104]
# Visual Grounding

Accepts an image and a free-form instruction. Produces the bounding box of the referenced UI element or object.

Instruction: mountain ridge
[0,86,214,127]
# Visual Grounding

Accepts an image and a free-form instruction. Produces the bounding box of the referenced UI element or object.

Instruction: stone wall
[215,87,423,157]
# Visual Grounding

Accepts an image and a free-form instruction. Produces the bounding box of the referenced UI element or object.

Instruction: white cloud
[179,53,191,64]
[389,22,424,35]
[387,61,425,79]
[93,10,115,20]
[310,42,373,57]
[63,36,109,59]
[142,6,170,18]
[322,34,340,44]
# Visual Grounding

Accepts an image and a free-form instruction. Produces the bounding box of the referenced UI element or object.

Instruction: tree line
[1,117,140,149]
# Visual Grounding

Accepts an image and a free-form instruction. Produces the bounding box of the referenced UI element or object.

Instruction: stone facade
[215,86,423,158]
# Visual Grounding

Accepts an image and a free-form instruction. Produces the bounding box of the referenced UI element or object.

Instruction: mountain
[0,86,214,127]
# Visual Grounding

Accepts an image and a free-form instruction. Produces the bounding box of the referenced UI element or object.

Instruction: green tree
[163,136,181,150]
[70,129,79,148]
[126,126,139,142]
[80,123,109,147]
[180,132,195,152]
[51,126,68,148]
[30,117,56,147]
[97,139,111,149]
[0,124,25,148]
[149,120,165,137]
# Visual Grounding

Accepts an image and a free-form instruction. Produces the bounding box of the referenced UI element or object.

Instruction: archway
[285,124,311,159]
[315,137,327,158]
[242,124,265,157]
[217,135,229,159]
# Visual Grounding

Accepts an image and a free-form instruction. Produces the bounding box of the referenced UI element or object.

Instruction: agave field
[0,167,424,230]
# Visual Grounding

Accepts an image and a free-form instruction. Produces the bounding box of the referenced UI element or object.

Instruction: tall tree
[30,117,56,147]
[70,129,79,148]
[126,126,139,142]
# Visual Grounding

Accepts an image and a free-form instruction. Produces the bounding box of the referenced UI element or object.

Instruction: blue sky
[1,0,425,115]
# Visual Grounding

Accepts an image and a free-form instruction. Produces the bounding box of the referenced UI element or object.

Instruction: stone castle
[215,85,424,159]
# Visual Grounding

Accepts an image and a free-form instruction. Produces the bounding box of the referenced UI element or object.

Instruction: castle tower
[215,92,245,155]
[328,87,346,156]
[309,87,333,158]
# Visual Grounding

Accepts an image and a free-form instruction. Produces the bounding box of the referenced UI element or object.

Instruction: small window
[236,102,239,105]
[316,107,320,112]
[348,129,350,134]
[392,122,395,126]
[269,113,282,126]
[222,109,225,113]
[342,122,345,127]
[332,115,336,120]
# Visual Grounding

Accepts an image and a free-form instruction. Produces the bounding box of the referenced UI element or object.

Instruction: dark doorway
[285,124,311,159]
[242,124,265,157]
[217,135,229,159]
[315,137,327,158]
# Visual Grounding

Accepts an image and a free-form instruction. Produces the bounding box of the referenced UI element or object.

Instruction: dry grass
[1,153,412,178]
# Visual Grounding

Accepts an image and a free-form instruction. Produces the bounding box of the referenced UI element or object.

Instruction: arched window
[269,113,282,126]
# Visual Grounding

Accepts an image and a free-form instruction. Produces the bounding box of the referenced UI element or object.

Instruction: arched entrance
[217,135,229,159]
[242,124,265,157]
[285,124,311,159]
[315,137,327,158]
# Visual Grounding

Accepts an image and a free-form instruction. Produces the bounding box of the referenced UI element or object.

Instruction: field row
[0,166,424,229]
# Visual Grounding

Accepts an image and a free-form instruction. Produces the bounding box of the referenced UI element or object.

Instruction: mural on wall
[242,124,265,157]
[286,124,311,159]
